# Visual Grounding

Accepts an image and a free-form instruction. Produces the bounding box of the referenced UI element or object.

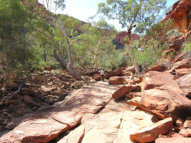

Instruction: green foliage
[147,19,173,41]
[98,0,167,35]
[131,40,163,67]
[182,36,191,53]
[72,19,124,70]
[0,0,36,71]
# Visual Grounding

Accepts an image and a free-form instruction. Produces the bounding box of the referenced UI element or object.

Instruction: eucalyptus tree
[25,0,83,80]
[75,19,118,69]
[0,0,33,71]
[98,0,167,72]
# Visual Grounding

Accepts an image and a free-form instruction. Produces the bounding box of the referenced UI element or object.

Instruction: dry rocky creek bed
[1,52,191,142]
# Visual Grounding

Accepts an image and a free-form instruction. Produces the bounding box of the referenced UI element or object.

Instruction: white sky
[39,0,178,31]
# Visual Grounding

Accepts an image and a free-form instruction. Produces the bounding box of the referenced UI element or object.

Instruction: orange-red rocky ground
[0,69,94,132]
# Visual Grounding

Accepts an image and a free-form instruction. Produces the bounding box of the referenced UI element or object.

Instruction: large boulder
[130,117,173,143]
[165,0,191,33]
[147,64,167,72]
[109,76,125,85]
[177,73,191,97]
[93,73,101,81]
[112,85,141,100]
[170,58,191,73]
[175,51,191,62]
[0,82,118,143]
[141,71,191,119]
[0,110,82,143]
[176,68,191,76]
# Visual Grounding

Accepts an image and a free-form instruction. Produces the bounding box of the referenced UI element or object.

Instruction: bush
[182,36,191,53]
[131,39,164,67]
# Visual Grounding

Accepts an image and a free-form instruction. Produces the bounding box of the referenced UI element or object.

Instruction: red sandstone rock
[58,125,85,143]
[175,51,191,62]
[170,58,191,73]
[176,68,191,76]
[147,65,167,72]
[130,117,173,143]
[115,31,139,45]
[0,116,69,143]
[156,136,191,143]
[109,76,125,85]
[165,0,191,33]
[125,66,135,74]
[179,117,191,137]
[112,85,141,100]
[0,82,118,143]
[113,67,126,76]
[142,71,191,119]
[44,66,52,71]
[132,76,143,85]
[142,71,178,91]
[93,73,101,81]
[176,118,184,128]
[104,67,126,79]
[126,92,141,99]
[167,131,183,137]
[177,73,191,97]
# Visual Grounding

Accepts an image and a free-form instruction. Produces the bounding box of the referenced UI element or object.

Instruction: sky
[39,0,179,31]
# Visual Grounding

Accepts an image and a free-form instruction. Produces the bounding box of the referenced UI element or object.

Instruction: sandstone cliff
[165,0,191,33]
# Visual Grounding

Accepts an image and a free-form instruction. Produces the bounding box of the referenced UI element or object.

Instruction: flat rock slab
[57,125,85,143]
[142,71,191,119]
[55,82,119,113]
[0,82,118,143]
[80,99,127,143]
[130,117,173,143]
[114,110,155,143]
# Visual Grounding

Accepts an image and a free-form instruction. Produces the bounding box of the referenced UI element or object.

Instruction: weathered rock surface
[141,71,191,119]
[114,110,155,143]
[147,64,167,72]
[104,67,125,79]
[176,68,191,76]
[112,85,140,100]
[179,117,191,137]
[130,117,173,143]
[156,136,191,143]
[93,73,101,81]
[175,51,191,62]
[109,76,125,85]
[0,82,118,143]
[177,73,191,97]
[81,101,125,143]
[58,125,85,143]
[126,92,141,99]
[170,58,191,73]
[165,0,191,33]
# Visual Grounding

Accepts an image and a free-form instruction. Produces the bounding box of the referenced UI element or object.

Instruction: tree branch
[32,27,62,54]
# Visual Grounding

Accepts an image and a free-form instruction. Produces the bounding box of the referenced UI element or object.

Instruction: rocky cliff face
[113,31,139,49]
[165,0,191,33]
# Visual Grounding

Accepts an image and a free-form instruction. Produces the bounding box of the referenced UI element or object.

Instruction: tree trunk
[52,50,67,68]
[58,20,82,80]
[52,50,82,80]
[66,64,82,80]
[94,37,103,69]
[125,0,143,73]
[125,43,141,73]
